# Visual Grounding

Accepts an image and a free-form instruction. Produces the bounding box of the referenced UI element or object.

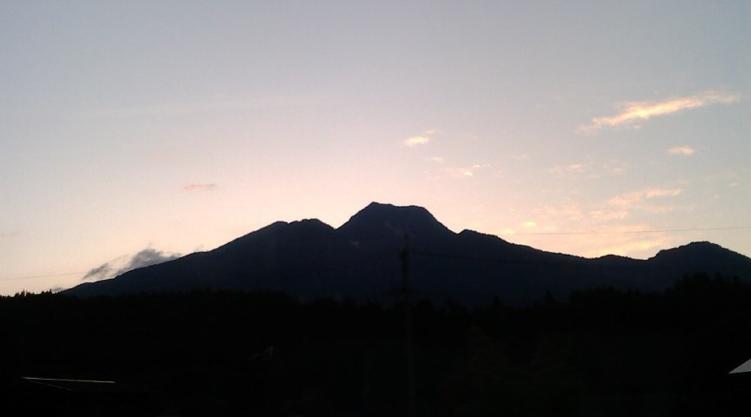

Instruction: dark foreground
[2,274,751,416]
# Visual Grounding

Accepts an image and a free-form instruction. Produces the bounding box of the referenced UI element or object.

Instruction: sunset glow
[1,1,749,294]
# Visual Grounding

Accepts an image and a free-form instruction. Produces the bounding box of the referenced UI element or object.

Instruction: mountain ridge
[65,202,751,304]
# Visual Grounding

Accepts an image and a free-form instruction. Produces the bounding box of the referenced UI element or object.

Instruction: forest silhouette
[2,273,750,416]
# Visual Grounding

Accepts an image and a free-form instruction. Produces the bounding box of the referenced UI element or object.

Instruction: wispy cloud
[82,263,113,282]
[444,167,475,178]
[502,214,675,258]
[588,208,629,221]
[607,188,682,208]
[404,128,440,147]
[549,160,629,180]
[550,163,587,176]
[82,248,180,282]
[429,156,445,163]
[522,221,537,229]
[579,91,739,133]
[184,183,217,192]
[508,188,682,236]
[537,204,586,222]
[507,202,678,258]
[667,146,695,156]
[443,163,491,178]
[502,185,690,257]
[578,224,674,258]
[404,135,430,147]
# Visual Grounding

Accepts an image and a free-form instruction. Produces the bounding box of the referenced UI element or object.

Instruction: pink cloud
[184,183,218,192]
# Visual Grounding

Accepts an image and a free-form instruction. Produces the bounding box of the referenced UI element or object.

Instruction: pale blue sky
[1,1,749,293]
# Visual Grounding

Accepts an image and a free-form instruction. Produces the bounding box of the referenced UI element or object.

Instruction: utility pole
[400,237,416,417]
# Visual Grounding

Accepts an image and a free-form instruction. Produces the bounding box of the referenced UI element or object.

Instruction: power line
[411,250,597,268]
[0,271,87,282]
[511,225,751,236]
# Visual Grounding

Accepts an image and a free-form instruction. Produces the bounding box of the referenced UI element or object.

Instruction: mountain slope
[65,202,751,304]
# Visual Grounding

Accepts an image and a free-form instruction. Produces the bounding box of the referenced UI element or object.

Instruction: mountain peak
[338,202,454,242]
[652,241,732,259]
[360,201,431,214]
[649,241,751,274]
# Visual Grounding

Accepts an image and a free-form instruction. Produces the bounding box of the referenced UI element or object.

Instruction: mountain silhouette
[339,202,453,245]
[65,202,751,304]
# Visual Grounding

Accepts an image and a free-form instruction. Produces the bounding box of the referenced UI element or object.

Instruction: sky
[1,1,750,294]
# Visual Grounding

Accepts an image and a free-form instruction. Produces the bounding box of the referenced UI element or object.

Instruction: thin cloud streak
[522,221,537,229]
[501,185,689,257]
[404,136,430,147]
[668,146,696,156]
[607,188,682,208]
[443,163,491,178]
[550,163,587,176]
[184,183,218,192]
[404,129,439,147]
[579,91,739,133]
[82,249,180,282]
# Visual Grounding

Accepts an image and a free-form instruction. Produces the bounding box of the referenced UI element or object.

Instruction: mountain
[339,202,453,246]
[65,202,751,304]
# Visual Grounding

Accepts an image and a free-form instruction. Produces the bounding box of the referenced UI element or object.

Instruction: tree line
[1,273,750,416]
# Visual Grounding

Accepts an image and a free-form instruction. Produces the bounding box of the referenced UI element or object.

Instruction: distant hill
[65,202,751,304]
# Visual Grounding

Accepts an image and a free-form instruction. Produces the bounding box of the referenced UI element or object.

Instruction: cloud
[602,160,628,176]
[550,163,587,176]
[404,136,430,147]
[579,91,739,133]
[549,160,629,180]
[519,189,681,232]
[82,263,113,281]
[404,128,440,147]
[588,208,629,221]
[566,163,586,173]
[607,188,682,208]
[578,224,674,258]
[127,248,180,271]
[504,186,689,258]
[184,183,217,191]
[429,156,445,163]
[536,204,586,222]
[511,206,677,258]
[509,215,676,258]
[443,163,492,178]
[445,167,475,177]
[667,146,695,156]
[82,248,180,282]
